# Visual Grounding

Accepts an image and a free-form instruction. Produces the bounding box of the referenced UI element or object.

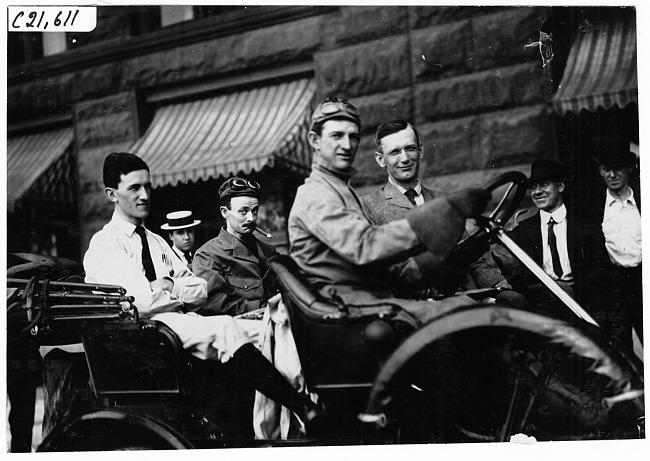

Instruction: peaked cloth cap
[219,176,260,203]
[310,97,361,130]
[528,160,564,187]
[160,210,201,230]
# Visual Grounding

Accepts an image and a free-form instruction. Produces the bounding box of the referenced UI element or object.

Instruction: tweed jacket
[288,159,467,296]
[193,227,278,316]
[360,181,438,226]
[361,180,500,295]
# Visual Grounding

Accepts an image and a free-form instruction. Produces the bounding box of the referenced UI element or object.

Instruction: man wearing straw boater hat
[161,210,201,269]
[193,176,279,317]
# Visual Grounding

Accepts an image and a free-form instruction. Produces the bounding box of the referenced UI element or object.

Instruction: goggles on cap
[230,178,261,191]
[311,97,360,127]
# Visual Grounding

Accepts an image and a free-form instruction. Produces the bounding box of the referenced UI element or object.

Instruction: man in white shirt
[161,210,200,270]
[593,139,642,348]
[83,152,320,435]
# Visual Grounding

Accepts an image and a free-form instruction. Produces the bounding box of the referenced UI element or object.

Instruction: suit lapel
[525,213,543,264]
[218,228,259,264]
[383,181,412,209]
[566,207,577,264]
[421,186,437,202]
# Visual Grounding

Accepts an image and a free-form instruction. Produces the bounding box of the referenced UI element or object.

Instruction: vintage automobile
[6,172,645,450]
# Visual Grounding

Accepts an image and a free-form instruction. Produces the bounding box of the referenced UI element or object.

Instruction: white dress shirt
[539,204,573,282]
[388,177,425,205]
[172,245,192,266]
[84,212,207,317]
[602,188,642,268]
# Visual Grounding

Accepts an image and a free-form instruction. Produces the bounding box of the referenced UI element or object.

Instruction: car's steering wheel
[456,171,528,248]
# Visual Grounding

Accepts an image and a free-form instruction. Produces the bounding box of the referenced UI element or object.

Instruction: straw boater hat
[160,210,201,230]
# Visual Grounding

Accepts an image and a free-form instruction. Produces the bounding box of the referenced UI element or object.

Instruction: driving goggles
[230,178,261,190]
[311,97,361,127]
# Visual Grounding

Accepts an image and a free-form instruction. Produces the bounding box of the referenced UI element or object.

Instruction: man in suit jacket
[360,119,436,224]
[473,160,594,320]
[193,176,278,317]
[360,120,490,297]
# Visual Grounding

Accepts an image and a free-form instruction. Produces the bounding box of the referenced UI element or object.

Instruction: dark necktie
[547,217,563,279]
[405,188,417,206]
[184,251,193,265]
[134,226,157,282]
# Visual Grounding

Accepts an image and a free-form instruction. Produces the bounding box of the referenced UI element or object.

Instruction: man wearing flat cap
[193,177,279,317]
[288,97,491,325]
[592,137,642,348]
[161,210,201,270]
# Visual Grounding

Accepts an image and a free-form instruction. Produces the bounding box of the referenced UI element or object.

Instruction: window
[160,5,194,27]
[42,31,67,56]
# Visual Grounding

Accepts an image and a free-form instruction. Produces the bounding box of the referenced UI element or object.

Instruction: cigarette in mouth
[254,226,273,238]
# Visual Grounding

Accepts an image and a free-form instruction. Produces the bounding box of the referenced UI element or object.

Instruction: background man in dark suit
[472,160,592,319]
[511,161,584,306]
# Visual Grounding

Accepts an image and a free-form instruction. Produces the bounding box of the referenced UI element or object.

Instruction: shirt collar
[606,187,636,207]
[111,211,141,237]
[539,203,567,224]
[312,156,357,181]
[388,176,422,195]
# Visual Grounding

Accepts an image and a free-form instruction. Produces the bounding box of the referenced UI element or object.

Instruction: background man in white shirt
[592,138,642,349]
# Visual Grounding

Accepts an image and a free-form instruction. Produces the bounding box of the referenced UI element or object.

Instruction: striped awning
[7,127,74,212]
[131,78,316,187]
[552,18,637,115]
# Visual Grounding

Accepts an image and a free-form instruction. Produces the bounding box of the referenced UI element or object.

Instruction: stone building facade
[7,5,635,260]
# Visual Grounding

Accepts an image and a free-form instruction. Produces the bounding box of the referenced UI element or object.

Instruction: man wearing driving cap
[193,177,279,317]
[161,210,201,269]
[592,137,642,349]
[287,96,491,325]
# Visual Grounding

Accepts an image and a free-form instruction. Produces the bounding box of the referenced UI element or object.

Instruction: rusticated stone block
[352,88,413,136]
[472,6,551,71]
[411,19,474,82]
[417,116,482,177]
[232,15,323,69]
[421,161,531,193]
[476,62,549,109]
[350,134,386,188]
[408,5,509,30]
[477,104,554,169]
[75,93,138,148]
[320,6,409,49]
[7,74,76,122]
[315,35,410,98]
[415,62,548,123]
[415,74,479,122]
